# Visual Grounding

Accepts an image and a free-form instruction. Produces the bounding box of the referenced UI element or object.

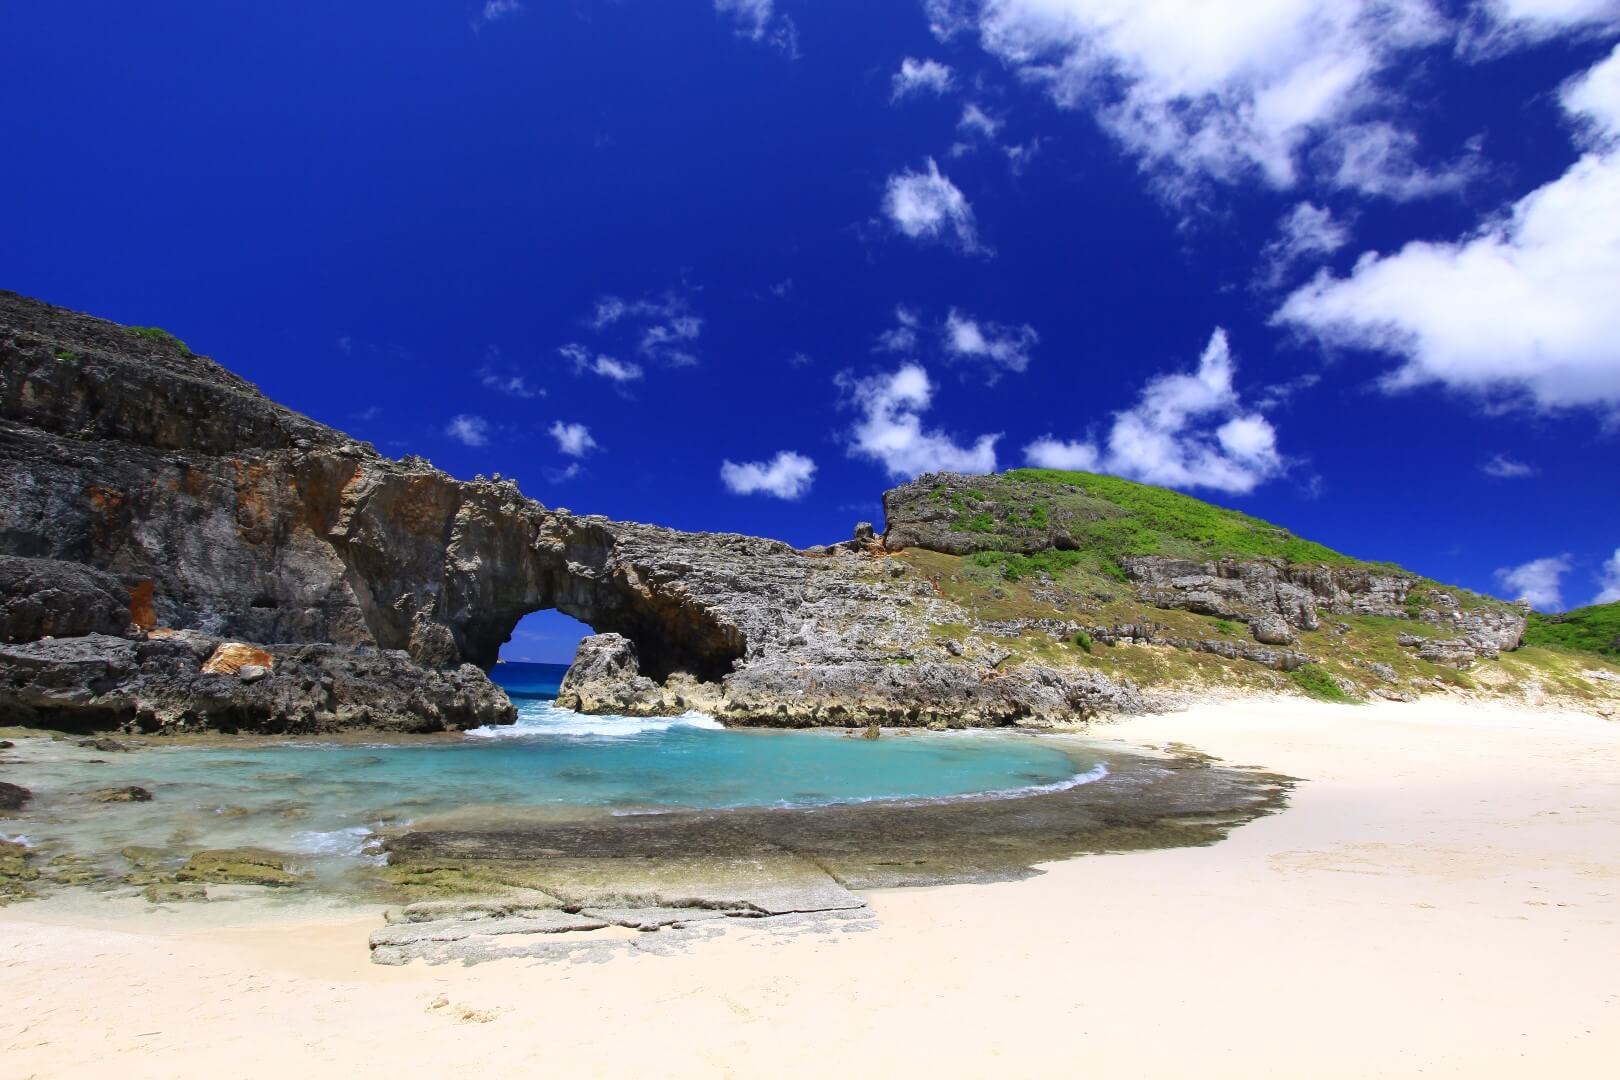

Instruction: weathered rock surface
[0,633,513,733]
[85,785,152,803]
[0,781,32,811]
[0,292,1146,728]
[0,555,134,643]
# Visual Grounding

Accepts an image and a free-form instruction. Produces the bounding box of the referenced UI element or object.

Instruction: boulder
[201,642,273,675]
[1250,614,1296,646]
[0,781,32,812]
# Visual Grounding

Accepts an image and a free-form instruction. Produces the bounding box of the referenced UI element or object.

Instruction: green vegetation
[53,348,79,362]
[1071,630,1092,653]
[129,325,191,354]
[1524,603,1620,658]
[1212,619,1238,636]
[966,549,1090,582]
[1288,663,1355,703]
[1006,469,1363,568]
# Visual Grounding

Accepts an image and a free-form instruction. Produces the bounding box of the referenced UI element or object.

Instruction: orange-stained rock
[128,579,156,631]
[202,642,274,675]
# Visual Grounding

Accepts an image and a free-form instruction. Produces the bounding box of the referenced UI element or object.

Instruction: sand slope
[3,698,1617,1078]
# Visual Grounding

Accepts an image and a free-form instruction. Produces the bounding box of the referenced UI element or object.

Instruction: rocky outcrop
[0,555,133,643]
[0,632,513,733]
[0,292,1144,730]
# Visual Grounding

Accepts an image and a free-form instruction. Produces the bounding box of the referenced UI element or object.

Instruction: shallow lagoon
[1,664,1097,873]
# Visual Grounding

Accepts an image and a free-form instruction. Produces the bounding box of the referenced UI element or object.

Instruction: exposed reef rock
[0,292,1143,730]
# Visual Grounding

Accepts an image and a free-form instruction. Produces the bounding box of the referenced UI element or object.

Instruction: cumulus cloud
[1495,554,1571,610]
[445,414,491,447]
[893,57,955,101]
[720,450,817,499]
[1481,453,1537,478]
[942,308,1038,381]
[1276,43,1620,413]
[1596,547,1620,604]
[549,420,599,457]
[840,364,999,478]
[974,0,1464,199]
[560,343,642,383]
[883,158,980,251]
[1024,329,1285,494]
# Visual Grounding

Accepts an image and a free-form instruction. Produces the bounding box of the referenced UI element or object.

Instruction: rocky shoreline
[2,291,1583,736]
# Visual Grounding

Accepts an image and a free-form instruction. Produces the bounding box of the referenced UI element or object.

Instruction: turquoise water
[0,664,1098,870]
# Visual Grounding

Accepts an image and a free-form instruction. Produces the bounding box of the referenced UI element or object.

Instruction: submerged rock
[176,847,303,887]
[0,780,31,811]
[85,785,152,803]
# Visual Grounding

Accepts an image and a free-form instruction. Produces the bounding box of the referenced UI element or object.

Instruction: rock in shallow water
[0,780,31,811]
[85,785,152,803]
[176,848,303,887]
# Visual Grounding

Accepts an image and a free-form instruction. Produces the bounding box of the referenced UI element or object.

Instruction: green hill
[1525,603,1620,658]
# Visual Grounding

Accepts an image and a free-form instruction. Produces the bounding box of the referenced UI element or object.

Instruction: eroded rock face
[0,555,133,643]
[0,292,1144,729]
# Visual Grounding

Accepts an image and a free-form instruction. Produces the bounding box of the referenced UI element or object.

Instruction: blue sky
[5,2,1620,661]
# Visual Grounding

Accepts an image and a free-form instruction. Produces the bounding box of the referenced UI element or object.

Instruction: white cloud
[958,103,1004,140]
[925,0,978,40]
[975,0,1454,198]
[1481,453,1537,478]
[840,364,999,478]
[942,308,1039,380]
[893,57,955,101]
[1465,0,1620,53]
[1495,554,1571,610]
[1261,202,1350,286]
[475,0,522,27]
[875,306,922,353]
[560,343,642,383]
[549,421,599,457]
[478,363,545,398]
[1024,328,1286,494]
[1276,43,1620,413]
[1318,121,1479,201]
[586,292,703,366]
[445,414,491,447]
[1595,548,1620,604]
[720,451,817,499]
[714,0,798,52]
[883,158,980,251]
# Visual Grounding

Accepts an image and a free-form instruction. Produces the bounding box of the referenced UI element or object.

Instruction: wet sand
[3,697,1618,1078]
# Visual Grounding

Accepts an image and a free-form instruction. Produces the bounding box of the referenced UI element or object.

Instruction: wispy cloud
[445,414,491,447]
[1596,548,1620,604]
[942,308,1038,382]
[882,158,981,252]
[1481,453,1536,479]
[587,291,704,367]
[473,0,522,29]
[713,0,798,54]
[560,343,643,383]
[892,57,954,101]
[720,450,817,499]
[1025,329,1285,495]
[875,305,921,354]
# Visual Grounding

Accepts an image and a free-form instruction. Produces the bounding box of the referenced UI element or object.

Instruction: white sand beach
[4,697,1618,1079]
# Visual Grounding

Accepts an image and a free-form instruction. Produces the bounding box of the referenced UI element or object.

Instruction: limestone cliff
[0,292,1143,731]
[3,293,1609,732]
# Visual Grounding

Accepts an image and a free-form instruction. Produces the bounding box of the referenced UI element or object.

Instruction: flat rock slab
[581,905,737,931]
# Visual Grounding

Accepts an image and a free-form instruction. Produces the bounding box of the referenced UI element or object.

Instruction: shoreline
[3,695,1617,1076]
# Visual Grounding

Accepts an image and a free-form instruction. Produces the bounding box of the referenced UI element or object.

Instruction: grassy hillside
[1524,603,1620,658]
[886,470,1620,711]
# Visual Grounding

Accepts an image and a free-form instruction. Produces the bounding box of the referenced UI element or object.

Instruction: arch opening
[499,609,592,666]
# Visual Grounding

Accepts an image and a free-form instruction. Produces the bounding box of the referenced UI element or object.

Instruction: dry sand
[3,697,1617,1079]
